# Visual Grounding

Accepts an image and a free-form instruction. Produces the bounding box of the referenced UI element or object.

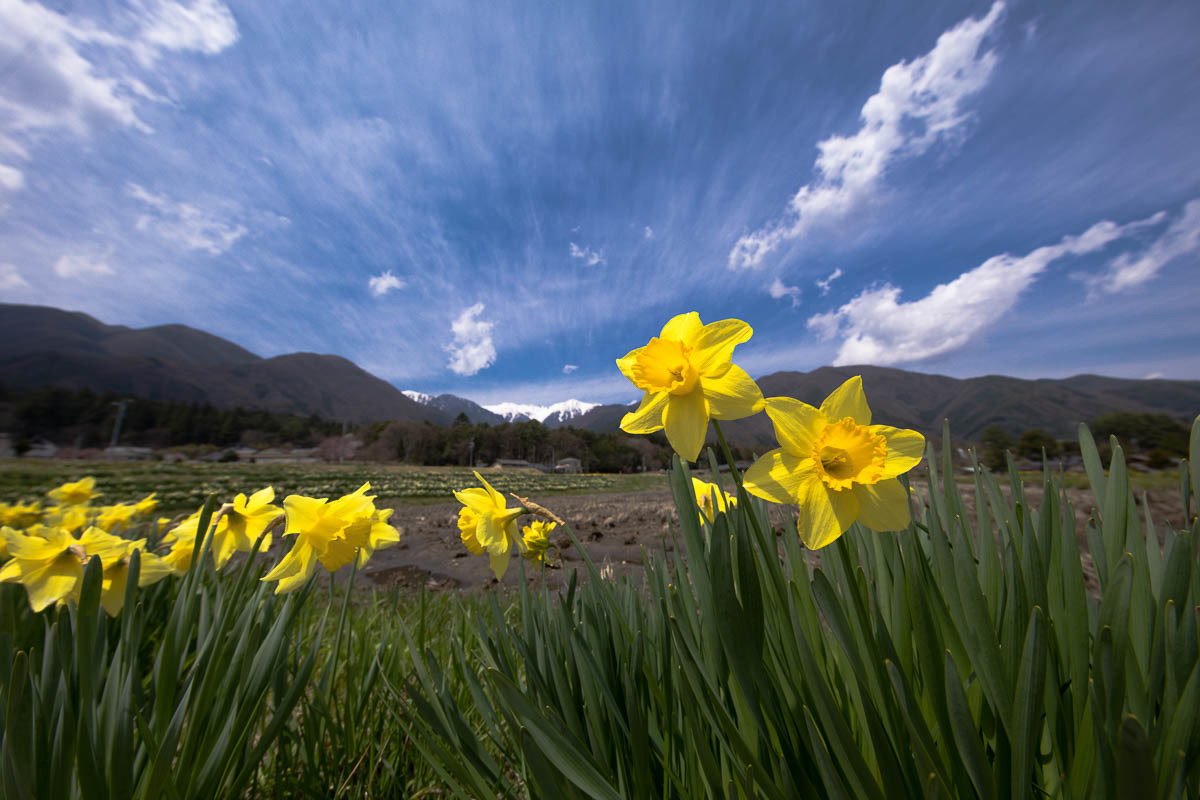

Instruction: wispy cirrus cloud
[1076,199,1200,297]
[128,184,247,255]
[569,241,605,266]
[53,252,115,279]
[0,263,30,291]
[0,0,239,189]
[446,302,496,376]
[807,208,1167,366]
[729,2,1005,270]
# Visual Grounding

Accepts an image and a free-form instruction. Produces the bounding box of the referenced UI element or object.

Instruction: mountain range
[3,303,1198,442]
[563,366,1200,443]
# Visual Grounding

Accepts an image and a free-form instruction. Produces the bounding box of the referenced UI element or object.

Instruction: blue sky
[1,0,1198,405]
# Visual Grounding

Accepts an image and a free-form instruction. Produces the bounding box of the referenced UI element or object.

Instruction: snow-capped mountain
[401,391,601,426]
[401,390,433,405]
[483,399,601,424]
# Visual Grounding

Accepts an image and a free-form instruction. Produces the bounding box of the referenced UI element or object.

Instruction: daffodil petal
[476,513,507,549]
[690,319,753,373]
[853,479,911,531]
[283,495,326,535]
[472,471,508,509]
[796,477,856,550]
[616,347,644,384]
[454,487,497,514]
[662,390,709,462]
[659,311,703,342]
[819,376,871,426]
[743,449,817,505]
[249,486,275,508]
[489,549,511,581]
[621,391,669,434]
[702,364,764,420]
[871,425,926,478]
[26,558,82,612]
[764,397,827,456]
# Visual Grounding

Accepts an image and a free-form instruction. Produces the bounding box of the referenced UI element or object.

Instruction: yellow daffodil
[520,520,556,564]
[47,476,101,507]
[691,477,737,524]
[454,471,523,580]
[0,525,85,612]
[44,504,91,532]
[262,483,393,594]
[0,525,14,560]
[211,488,280,568]
[96,503,139,534]
[743,376,925,549]
[0,501,43,529]
[77,527,172,616]
[161,510,203,574]
[134,493,159,517]
[617,312,764,462]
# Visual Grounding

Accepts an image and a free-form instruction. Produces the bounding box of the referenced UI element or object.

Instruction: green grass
[3,418,1198,798]
[0,459,667,511]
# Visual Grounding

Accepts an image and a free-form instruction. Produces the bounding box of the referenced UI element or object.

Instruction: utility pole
[109,400,130,448]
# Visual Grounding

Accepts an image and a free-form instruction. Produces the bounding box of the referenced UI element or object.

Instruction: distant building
[25,439,58,459]
[492,458,532,469]
[0,433,13,459]
[103,446,155,461]
[554,457,582,473]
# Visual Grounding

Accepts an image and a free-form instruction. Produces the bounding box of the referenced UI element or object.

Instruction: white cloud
[816,267,843,295]
[446,302,496,376]
[128,183,247,254]
[1143,371,1165,380]
[0,263,30,290]
[569,241,605,266]
[0,163,25,191]
[368,270,406,296]
[53,253,115,279]
[562,363,579,374]
[767,277,801,307]
[729,2,1005,269]
[1077,200,1200,297]
[808,210,1164,366]
[643,226,654,240]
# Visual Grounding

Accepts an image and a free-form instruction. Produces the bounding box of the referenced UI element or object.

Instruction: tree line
[1,385,341,452]
[979,412,1191,471]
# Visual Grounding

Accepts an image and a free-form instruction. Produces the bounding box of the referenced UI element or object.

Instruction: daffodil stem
[711,420,742,487]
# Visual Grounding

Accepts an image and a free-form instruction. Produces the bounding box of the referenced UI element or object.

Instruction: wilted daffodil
[262,483,398,594]
[0,525,85,612]
[617,312,764,462]
[455,471,523,580]
[692,477,737,524]
[520,520,556,564]
[48,476,101,507]
[744,376,925,549]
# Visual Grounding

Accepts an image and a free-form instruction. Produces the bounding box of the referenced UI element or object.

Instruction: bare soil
[359,480,1190,595]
